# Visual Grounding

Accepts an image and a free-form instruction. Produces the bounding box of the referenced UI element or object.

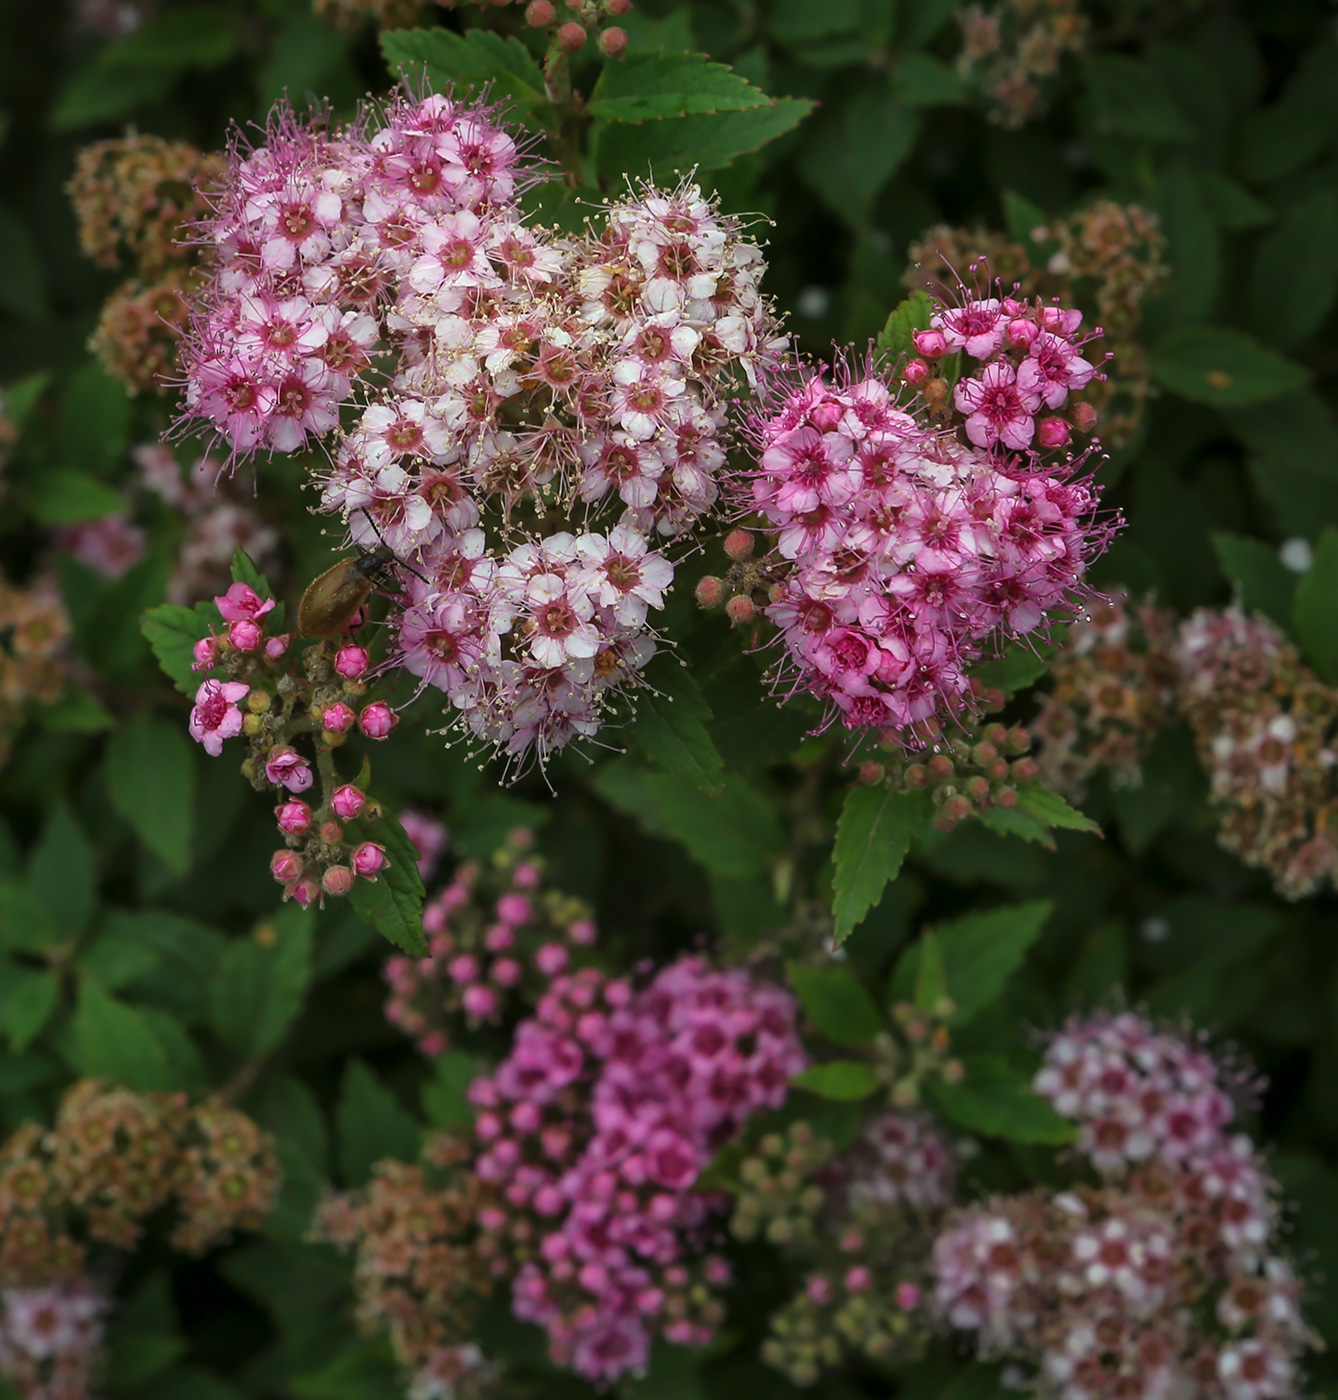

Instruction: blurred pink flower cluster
[0,1279,106,1400]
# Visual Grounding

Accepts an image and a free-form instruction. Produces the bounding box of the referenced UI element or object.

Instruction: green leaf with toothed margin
[346,811,427,956]
[876,290,935,362]
[380,27,547,119]
[831,786,925,945]
[142,602,222,696]
[624,655,724,794]
[792,1060,879,1101]
[588,51,774,123]
[930,1056,1077,1144]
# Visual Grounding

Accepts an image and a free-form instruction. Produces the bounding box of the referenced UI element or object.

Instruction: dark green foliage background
[2,0,1338,1397]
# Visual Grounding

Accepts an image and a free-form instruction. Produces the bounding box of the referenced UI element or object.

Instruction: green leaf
[230,547,272,598]
[931,901,1052,1026]
[596,99,815,180]
[67,982,171,1090]
[1293,527,1338,684]
[50,63,176,130]
[336,1060,421,1186]
[1198,172,1273,230]
[891,53,964,107]
[971,636,1059,697]
[1002,190,1050,246]
[1249,189,1338,351]
[588,51,773,122]
[1083,54,1194,142]
[1239,37,1338,184]
[92,911,227,1025]
[346,811,428,956]
[930,1057,1077,1144]
[1211,533,1296,627]
[0,969,60,1051]
[106,713,197,876]
[913,929,948,1012]
[380,27,547,116]
[591,766,783,878]
[38,687,114,733]
[831,786,923,945]
[976,802,1057,849]
[1014,783,1100,837]
[106,1332,186,1394]
[28,804,95,939]
[290,1342,401,1400]
[209,908,314,1059]
[791,1060,879,1101]
[1148,327,1309,408]
[0,209,49,322]
[142,603,218,696]
[100,6,238,69]
[59,364,130,473]
[422,1051,479,1130]
[0,882,59,953]
[786,962,882,1048]
[796,91,918,225]
[876,290,935,362]
[624,655,724,794]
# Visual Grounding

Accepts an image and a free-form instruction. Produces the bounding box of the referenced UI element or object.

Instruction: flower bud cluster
[1029,593,1178,798]
[0,576,71,774]
[466,955,806,1383]
[754,1113,951,1387]
[932,1012,1315,1400]
[0,1276,107,1400]
[734,349,1110,746]
[907,200,1164,447]
[186,580,397,904]
[730,1121,834,1247]
[955,0,1088,129]
[1175,606,1338,900]
[174,85,781,770]
[867,684,1040,833]
[0,1080,277,1288]
[314,1133,497,1393]
[385,825,598,1053]
[312,0,422,30]
[66,136,220,393]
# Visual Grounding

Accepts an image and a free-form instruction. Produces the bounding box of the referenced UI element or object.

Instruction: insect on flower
[297,543,399,639]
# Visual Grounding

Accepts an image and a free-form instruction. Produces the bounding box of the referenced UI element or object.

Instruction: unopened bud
[921,376,949,406]
[556,20,586,50]
[604,0,631,12]
[1012,757,1039,781]
[229,618,263,652]
[725,595,756,626]
[1071,401,1099,432]
[353,842,389,880]
[359,701,397,739]
[902,357,931,385]
[723,528,755,562]
[912,328,947,359]
[1038,415,1071,449]
[966,776,989,802]
[335,645,370,680]
[243,713,264,736]
[942,795,971,824]
[270,850,303,883]
[1006,317,1038,349]
[858,761,885,786]
[971,741,997,766]
[598,26,627,57]
[322,865,355,897]
[927,754,953,782]
[320,820,343,844]
[904,763,928,788]
[695,575,725,608]
[331,784,366,820]
[276,800,312,835]
[524,0,555,22]
[247,690,271,713]
[287,875,321,907]
[994,785,1017,808]
[264,634,291,661]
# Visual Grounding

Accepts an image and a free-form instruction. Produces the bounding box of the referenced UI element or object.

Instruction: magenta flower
[933,298,1005,359]
[189,679,250,756]
[263,746,313,793]
[1016,331,1098,410]
[954,362,1042,451]
[215,581,276,623]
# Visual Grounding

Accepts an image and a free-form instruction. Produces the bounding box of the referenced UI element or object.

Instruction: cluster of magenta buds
[694,528,776,630]
[859,684,1040,834]
[731,1121,834,1248]
[187,580,401,905]
[444,0,632,59]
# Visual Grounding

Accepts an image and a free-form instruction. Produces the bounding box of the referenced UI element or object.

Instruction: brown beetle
[297,544,397,639]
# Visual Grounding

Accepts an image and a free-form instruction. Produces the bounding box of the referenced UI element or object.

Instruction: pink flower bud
[845,1266,872,1294]
[228,617,263,652]
[902,357,931,385]
[322,865,355,897]
[276,800,312,835]
[557,20,586,50]
[723,528,755,562]
[524,0,555,22]
[1006,316,1038,349]
[1038,416,1071,449]
[334,644,370,679]
[535,942,569,977]
[513,861,541,889]
[694,575,725,608]
[270,850,303,883]
[806,1275,832,1306]
[192,635,220,671]
[485,923,515,952]
[265,633,291,661]
[448,954,479,984]
[420,1031,447,1056]
[725,595,755,626]
[491,957,522,987]
[1040,304,1083,335]
[215,581,275,623]
[497,893,532,926]
[894,1281,921,1311]
[320,819,343,844]
[1071,401,1100,432]
[331,784,366,820]
[463,984,499,1020]
[604,0,630,12]
[352,842,388,880]
[287,875,320,906]
[568,918,597,946]
[358,701,397,739]
[598,25,627,56]
[265,746,314,793]
[912,328,948,359]
[810,399,843,431]
[320,701,355,734]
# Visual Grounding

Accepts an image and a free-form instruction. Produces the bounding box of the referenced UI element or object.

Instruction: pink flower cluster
[914,295,1102,453]
[384,826,598,1054]
[744,362,1110,740]
[177,88,782,768]
[0,1279,106,1400]
[468,956,806,1383]
[931,1013,1313,1400]
[847,1110,956,1217]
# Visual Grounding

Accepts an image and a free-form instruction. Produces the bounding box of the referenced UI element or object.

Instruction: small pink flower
[569,918,597,946]
[215,581,276,623]
[464,984,499,1020]
[189,679,250,756]
[352,842,388,879]
[497,893,532,926]
[359,701,397,739]
[331,785,366,820]
[319,701,355,734]
[192,635,220,671]
[492,957,522,987]
[535,943,569,977]
[264,746,314,793]
[448,954,479,984]
[323,865,355,896]
[335,644,370,679]
[229,617,263,651]
[276,800,312,834]
[845,1266,872,1294]
[953,362,1040,452]
[894,1281,921,1310]
[265,634,291,660]
[934,298,1005,359]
